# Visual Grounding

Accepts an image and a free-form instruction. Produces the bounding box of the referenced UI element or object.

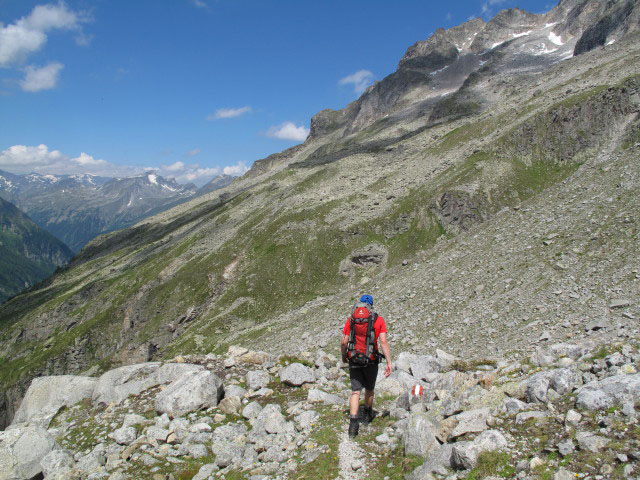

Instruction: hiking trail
[336,422,368,480]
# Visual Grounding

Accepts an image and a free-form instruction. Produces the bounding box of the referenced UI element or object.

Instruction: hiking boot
[348,416,359,438]
[361,407,375,425]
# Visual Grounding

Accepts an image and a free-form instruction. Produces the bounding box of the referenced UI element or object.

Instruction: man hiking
[341,294,393,438]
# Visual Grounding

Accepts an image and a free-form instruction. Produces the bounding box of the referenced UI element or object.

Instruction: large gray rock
[108,426,137,446]
[451,430,507,469]
[575,432,609,452]
[307,388,343,405]
[410,355,443,380]
[255,404,289,435]
[92,363,161,405]
[241,401,263,420]
[409,443,454,476]
[246,370,270,390]
[448,408,491,439]
[11,375,97,428]
[155,370,224,417]
[575,374,640,410]
[0,425,58,480]
[280,363,315,386]
[525,371,552,403]
[403,413,439,457]
[92,362,204,406]
[396,352,418,373]
[40,449,74,480]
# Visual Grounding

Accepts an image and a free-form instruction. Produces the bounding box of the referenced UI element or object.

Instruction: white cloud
[20,62,63,92]
[186,148,201,157]
[0,3,81,67]
[207,106,252,120]
[339,69,375,94]
[0,144,112,174]
[191,0,208,8]
[265,122,309,142]
[0,144,250,187]
[223,162,249,176]
[164,161,185,172]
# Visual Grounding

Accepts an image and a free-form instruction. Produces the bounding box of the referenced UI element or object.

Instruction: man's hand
[384,362,393,377]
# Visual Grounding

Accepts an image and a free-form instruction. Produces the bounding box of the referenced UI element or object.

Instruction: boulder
[193,464,219,480]
[237,351,271,365]
[11,375,97,428]
[307,388,343,405]
[411,355,442,380]
[448,408,491,439]
[575,374,640,410]
[451,430,508,470]
[0,425,58,480]
[108,426,137,446]
[525,371,552,403]
[242,401,263,420]
[575,432,609,453]
[246,371,270,390]
[403,413,439,457]
[92,363,161,405]
[40,449,74,480]
[396,352,418,373]
[280,363,315,386]
[155,370,224,417]
[576,389,614,410]
[218,396,242,415]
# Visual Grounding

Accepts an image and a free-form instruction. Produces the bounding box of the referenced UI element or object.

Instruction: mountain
[197,174,235,196]
[0,0,638,434]
[0,170,199,252]
[0,197,73,303]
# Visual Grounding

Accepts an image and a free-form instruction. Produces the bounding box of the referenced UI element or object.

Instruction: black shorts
[349,362,379,392]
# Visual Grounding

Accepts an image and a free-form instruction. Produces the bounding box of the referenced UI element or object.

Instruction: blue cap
[360,294,374,305]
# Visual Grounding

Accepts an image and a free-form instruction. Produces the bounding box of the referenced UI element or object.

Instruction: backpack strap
[347,316,356,356]
[364,313,378,360]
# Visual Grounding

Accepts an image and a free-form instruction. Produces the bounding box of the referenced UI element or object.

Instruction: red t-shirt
[343,315,387,359]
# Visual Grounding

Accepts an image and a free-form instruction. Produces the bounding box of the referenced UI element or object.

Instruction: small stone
[553,468,576,480]
[609,299,630,309]
[351,459,363,471]
[600,464,614,475]
[558,439,575,456]
[617,453,628,463]
[529,456,545,471]
[565,410,582,424]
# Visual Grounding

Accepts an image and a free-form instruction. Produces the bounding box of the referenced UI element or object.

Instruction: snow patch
[147,173,158,185]
[548,32,564,46]
[607,39,616,45]
[430,65,449,76]
[490,41,505,50]
[512,31,532,39]
[544,22,558,29]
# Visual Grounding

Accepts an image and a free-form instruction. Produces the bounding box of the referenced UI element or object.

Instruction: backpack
[347,302,379,366]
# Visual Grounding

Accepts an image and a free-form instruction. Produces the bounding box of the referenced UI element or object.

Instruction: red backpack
[346,303,378,365]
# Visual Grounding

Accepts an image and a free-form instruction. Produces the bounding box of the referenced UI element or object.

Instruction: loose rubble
[1,340,639,479]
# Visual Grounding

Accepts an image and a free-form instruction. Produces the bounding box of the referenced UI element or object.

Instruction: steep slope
[0,171,198,252]
[0,0,638,429]
[0,198,73,304]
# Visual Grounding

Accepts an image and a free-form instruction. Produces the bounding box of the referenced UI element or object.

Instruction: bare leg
[364,389,374,410]
[349,391,361,416]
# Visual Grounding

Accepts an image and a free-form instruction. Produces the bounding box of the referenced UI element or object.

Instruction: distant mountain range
[0,197,73,303]
[0,170,234,252]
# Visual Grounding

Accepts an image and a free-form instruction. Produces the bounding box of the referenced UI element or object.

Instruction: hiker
[341,294,393,438]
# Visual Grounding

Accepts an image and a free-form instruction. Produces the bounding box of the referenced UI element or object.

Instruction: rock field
[2,338,640,479]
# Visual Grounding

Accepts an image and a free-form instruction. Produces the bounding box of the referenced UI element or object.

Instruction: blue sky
[0,0,556,185]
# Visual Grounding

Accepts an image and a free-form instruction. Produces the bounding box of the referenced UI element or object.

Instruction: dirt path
[336,422,368,480]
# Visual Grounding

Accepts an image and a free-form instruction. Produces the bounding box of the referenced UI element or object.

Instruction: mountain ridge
[0,0,638,433]
[0,170,233,252]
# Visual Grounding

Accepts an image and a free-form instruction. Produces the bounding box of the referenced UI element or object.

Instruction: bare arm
[379,332,393,376]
